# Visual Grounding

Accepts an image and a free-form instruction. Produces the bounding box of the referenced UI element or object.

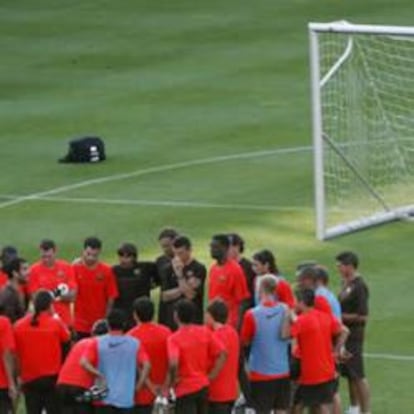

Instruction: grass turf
[0,1,413,412]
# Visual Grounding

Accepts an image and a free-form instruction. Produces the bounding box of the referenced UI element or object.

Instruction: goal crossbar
[309,21,414,240]
[309,21,414,36]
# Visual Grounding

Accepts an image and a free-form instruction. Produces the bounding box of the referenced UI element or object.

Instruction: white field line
[0,194,311,212]
[0,146,311,210]
[364,352,414,362]
[0,194,372,214]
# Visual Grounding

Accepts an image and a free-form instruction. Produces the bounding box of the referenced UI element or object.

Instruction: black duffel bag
[59,136,106,163]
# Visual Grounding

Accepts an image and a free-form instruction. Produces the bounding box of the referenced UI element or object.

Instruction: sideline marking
[364,352,414,362]
[0,145,311,210]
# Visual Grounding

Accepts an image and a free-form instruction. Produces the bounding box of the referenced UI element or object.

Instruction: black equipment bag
[59,136,106,163]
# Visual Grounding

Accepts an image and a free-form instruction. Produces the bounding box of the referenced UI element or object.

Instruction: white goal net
[309,21,414,240]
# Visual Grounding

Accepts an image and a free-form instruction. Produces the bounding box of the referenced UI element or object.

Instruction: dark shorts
[294,379,336,407]
[57,384,94,414]
[175,387,208,414]
[95,406,134,413]
[208,401,234,414]
[23,375,61,414]
[250,378,291,411]
[0,388,11,414]
[133,405,152,414]
[340,340,365,380]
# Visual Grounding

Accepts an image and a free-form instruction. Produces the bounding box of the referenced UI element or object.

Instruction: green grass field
[1,1,413,412]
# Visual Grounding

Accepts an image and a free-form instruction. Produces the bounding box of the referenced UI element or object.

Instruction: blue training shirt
[97,334,140,408]
[316,286,342,320]
[248,303,290,377]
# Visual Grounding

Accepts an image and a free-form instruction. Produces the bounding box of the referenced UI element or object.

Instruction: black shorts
[57,384,94,414]
[208,401,234,414]
[0,388,11,414]
[340,340,365,380]
[94,406,134,413]
[250,378,291,411]
[134,405,152,414]
[175,387,208,414]
[294,379,336,407]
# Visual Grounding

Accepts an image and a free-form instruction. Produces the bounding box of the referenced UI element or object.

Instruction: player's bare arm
[105,298,115,315]
[208,349,227,381]
[135,360,151,393]
[341,313,368,324]
[80,356,106,387]
[167,359,179,388]
[280,304,292,339]
[3,349,18,401]
[333,324,350,360]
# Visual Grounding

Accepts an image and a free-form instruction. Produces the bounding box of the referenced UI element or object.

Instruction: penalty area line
[0,194,311,212]
[0,145,311,210]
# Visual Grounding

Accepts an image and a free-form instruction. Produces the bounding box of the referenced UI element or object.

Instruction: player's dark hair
[212,234,230,249]
[173,235,192,250]
[175,299,195,324]
[117,242,138,259]
[228,233,245,253]
[106,309,127,331]
[336,251,359,269]
[314,266,329,285]
[158,228,179,241]
[133,297,154,322]
[39,239,56,251]
[298,266,318,282]
[296,288,315,307]
[91,319,109,336]
[31,290,53,327]
[296,261,317,273]
[253,249,280,274]
[0,246,18,265]
[207,299,228,324]
[3,257,26,280]
[84,237,102,250]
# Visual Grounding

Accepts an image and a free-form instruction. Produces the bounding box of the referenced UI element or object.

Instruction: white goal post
[309,21,414,240]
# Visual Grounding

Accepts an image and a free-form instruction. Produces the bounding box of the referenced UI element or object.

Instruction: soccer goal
[309,21,414,240]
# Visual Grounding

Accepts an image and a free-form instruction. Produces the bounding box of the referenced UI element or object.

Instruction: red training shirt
[315,295,333,315]
[290,308,341,385]
[275,278,295,309]
[28,260,77,326]
[127,322,172,405]
[168,325,224,397]
[0,272,8,290]
[0,316,15,389]
[14,312,70,383]
[291,296,332,360]
[208,260,250,328]
[57,337,96,389]
[208,324,239,403]
[73,262,118,333]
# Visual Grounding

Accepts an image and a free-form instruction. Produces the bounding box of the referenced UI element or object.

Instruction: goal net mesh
[318,30,414,233]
